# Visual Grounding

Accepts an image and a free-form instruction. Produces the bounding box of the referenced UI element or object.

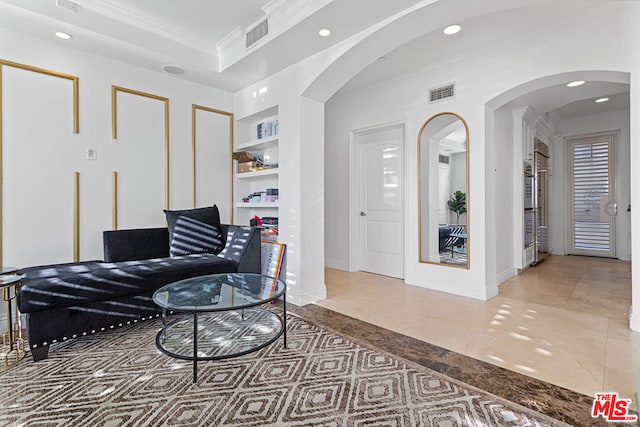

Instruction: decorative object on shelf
[243,188,279,204]
[257,119,278,139]
[233,150,263,173]
[249,216,278,240]
[266,188,278,202]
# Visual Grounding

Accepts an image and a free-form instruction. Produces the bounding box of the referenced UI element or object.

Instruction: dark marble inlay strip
[287,303,629,427]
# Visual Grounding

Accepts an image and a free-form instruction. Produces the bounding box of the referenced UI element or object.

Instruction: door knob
[606,202,618,217]
[360,211,367,216]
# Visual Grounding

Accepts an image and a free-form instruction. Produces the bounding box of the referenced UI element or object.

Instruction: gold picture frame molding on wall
[0,59,80,266]
[73,172,80,262]
[111,85,170,226]
[112,171,118,230]
[191,105,234,222]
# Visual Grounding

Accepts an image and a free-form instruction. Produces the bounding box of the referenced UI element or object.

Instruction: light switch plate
[86,147,97,160]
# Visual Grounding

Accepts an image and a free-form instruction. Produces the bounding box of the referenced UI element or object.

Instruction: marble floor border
[287,303,624,427]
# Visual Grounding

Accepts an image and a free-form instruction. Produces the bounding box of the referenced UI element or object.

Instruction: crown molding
[262,0,297,17]
[216,26,244,52]
[71,0,210,51]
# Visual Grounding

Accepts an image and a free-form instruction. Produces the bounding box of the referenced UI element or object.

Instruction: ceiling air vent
[439,154,450,164]
[246,19,269,48]
[429,84,455,103]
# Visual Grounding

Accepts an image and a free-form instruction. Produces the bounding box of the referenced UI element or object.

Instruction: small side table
[449,233,467,256]
[0,268,25,370]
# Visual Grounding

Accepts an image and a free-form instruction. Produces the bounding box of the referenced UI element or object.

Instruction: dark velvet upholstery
[438,225,465,252]
[18,224,261,361]
[164,205,224,257]
[103,227,169,262]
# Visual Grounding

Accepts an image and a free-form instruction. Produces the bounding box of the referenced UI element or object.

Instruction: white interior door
[357,126,404,278]
[567,133,617,257]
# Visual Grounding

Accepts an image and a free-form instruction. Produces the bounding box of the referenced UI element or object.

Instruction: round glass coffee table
[153,273,286,383]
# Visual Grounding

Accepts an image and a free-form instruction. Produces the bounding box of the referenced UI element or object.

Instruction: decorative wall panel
[111,86,169,229]
[0,62,79,266]
[192,105,233,222]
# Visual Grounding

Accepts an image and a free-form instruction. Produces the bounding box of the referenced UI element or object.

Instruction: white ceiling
[0,0,424,91]
[0,0,631,121]
[334,1,630,121]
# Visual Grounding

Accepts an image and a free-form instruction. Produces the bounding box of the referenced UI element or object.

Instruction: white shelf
[234,134,278,152]
[235,202,279,208]
[236,168,278,179]
[236,105,278,123]
[233,105,279,232]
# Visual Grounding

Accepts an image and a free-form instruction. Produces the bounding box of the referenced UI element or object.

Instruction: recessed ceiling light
[443,24,461,35]
[595,97,609,103]
[318,28,331,37]
[162,64,185,75]
[55,31,73,40]
[566,80,585,87]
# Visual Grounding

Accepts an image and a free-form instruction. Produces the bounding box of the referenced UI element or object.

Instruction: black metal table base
[156,298,287,384]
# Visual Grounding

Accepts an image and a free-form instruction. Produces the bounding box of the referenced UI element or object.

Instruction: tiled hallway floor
[314,255,637,408]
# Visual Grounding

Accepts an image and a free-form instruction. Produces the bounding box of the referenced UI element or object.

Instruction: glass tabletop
[153,273,285,312]
[0,274,23,288]
[0,267,19,275]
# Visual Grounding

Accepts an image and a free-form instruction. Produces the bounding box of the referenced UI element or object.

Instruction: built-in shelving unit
[233,105,279,241]
[235,168,279,179]
[235,202,280,208]
[234,134,279,152]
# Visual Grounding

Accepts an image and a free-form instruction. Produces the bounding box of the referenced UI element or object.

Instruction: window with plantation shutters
[568,134,616,257]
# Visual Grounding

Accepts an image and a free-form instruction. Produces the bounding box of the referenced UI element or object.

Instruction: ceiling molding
[70,0,210,51]
[216,26,244,52]
[262,0,298,17]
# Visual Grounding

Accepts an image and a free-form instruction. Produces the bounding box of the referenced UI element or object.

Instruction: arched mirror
[418,112,469,268]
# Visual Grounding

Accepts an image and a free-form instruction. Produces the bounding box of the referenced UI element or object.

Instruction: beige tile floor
[316,255,639,406]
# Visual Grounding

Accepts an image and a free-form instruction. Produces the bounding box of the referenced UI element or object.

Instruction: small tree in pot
[447,190,467,225]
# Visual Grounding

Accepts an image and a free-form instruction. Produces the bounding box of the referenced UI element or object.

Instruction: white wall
[493,107,515,282]
[324,3,640,300]
[234,72,327,306]
[0,27,234,268]
[552,109,631,260]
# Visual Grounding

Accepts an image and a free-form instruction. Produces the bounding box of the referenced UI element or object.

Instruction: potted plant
[447,190,467,225]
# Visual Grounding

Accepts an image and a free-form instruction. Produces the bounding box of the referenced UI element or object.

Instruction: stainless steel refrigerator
[532,148,550,264]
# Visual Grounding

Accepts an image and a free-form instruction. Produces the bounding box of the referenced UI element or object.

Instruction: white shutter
[569,138,615,255]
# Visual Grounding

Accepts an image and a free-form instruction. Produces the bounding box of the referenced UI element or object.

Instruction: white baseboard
[405,277,495,301]
[325,256,349,271]
[485,282,499,300]
[496,268,517,286]
[286,284,327,306]
[630,305,640,332]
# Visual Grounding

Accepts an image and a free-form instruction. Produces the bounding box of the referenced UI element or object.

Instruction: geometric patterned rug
[0,310,570,426]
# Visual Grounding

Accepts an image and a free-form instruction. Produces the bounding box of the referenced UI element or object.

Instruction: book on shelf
[243,188,278,203]
[256,119,279,140]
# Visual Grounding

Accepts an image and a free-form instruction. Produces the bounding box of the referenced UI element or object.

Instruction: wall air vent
[429,84,455,103]
[56,0,78,12]
[439,154,450,164]
[246,19,269,48]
